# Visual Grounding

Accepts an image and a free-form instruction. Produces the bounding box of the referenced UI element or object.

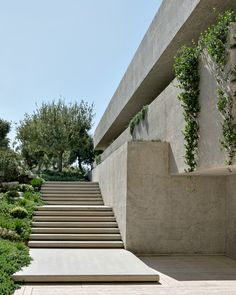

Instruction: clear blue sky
[0,0,161,143]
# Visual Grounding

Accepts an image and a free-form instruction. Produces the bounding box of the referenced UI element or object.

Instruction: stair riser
[42,194,102,198]
[33,217,116,222]
[42,197,103,202]
[41,188,101,194]
[34,211,114,216]
[30,235,121,241]
[32,222,118,228]
[45,202,104,205]
[31,228,120,234]
[28,242,124,248]
[36,206,112,211]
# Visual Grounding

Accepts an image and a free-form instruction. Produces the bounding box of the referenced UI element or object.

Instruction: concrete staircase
[13,181,159,283]
[29,181,124,248]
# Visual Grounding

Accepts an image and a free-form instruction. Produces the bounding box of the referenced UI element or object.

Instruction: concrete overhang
[94,0,236,150]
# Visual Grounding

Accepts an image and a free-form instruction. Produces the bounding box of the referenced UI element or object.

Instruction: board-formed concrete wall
[94,0,236,150]
[93,141,226,254]
[226,175,236,258]
[98,53,235,174]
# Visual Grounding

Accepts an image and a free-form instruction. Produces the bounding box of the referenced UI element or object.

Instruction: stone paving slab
[14,255,236,295]
[13,249,159,282]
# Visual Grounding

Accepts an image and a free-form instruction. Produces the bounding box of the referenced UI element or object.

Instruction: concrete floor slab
[14,255,236,295]
[13,249,159,282]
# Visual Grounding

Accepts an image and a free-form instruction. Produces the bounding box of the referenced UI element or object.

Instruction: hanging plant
[174,46,200,172]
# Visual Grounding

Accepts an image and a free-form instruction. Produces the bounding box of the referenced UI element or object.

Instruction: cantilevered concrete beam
[94,0,236,150]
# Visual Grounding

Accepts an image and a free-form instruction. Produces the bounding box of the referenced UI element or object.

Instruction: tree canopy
[16,99,94,172]
[0,119,11,149]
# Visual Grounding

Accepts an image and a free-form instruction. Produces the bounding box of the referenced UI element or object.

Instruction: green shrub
[17,184,34,192]
[31,177,44,188]
[0,227,20,241]
[5,190,19,202]
[10,207,28,219]
[0,149,20,182]
[0,239,31,295]
[41,170,85,181]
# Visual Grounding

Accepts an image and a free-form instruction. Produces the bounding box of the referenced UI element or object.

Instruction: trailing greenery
[174,9,236,170]
[0,189,43,294]
[129,105,148,135]
[174,46,200,172]
[199,9,236,165]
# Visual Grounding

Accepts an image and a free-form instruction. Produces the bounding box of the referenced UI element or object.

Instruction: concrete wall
[92,143,128,244]
[94,0,236,150]
[226,175,236,258]
[93,141,226,254]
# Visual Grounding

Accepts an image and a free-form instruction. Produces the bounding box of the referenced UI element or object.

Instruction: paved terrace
[15,255,236,295]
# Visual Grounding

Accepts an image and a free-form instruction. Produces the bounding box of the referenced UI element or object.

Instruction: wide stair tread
[30,233,121,240]
[33,216,116,222]
[31,227,120,234]
[28,240,124,248]
[29,182,123,249]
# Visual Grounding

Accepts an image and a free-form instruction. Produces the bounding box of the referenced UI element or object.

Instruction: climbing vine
[174,46,200,172]
[199,10,236,165]
[174,9,236,171]
[129,105,148,135]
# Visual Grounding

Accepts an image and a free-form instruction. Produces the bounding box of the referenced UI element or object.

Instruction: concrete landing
[13,249,159,282]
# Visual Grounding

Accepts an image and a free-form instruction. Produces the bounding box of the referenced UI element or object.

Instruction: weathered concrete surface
[94,0,236,150]
[226,174,236,259]
[92,143,128,244]
[93,141,226,254]
[15,256,236,294]
[98,70,234,174]
[13,249,159,282]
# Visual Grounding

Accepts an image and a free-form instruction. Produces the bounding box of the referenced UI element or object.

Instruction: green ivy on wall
[174,9,236,171]
[129,105,148,135]
[174,46,200,172]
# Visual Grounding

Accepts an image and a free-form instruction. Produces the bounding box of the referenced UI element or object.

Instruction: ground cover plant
[0,188,43,294]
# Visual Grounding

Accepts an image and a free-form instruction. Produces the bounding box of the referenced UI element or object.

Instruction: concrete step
[34,210,114,216]
[32,221,118,228]
[42,181,99,188]
[29,233,122,241]
[13,249,160,282]
[33,216,116,222]
[41,188,101,192]
[45,201,104,205]
[42,194,102,198]
[42,197,103,201]
[31,227,120,234]
[28,240,124,248]
[43,181,98,184]
[36,205,112,211]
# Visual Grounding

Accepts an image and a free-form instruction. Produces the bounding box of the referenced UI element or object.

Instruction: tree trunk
[58,151,63,172]
[78,155,83,171]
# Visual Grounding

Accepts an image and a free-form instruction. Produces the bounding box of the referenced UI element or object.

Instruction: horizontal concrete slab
[94,0,236,150]
[13,249,159,282]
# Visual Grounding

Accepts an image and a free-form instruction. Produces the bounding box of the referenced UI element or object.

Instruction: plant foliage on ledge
[199,9,236,166]
[129,105,148,135]
[174,9,236,171]
[174,46,200,172]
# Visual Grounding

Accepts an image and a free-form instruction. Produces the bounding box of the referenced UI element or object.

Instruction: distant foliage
[16,99,94,173]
